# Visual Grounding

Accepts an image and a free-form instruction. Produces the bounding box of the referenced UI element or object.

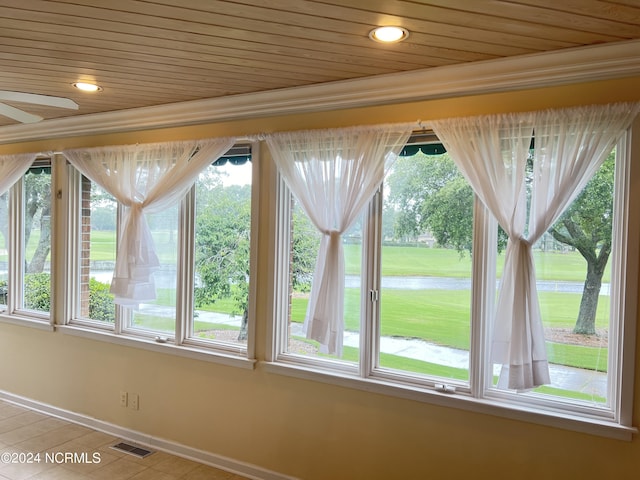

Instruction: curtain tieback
[510,235,532,248]
[322,230,342,242]
[126,203,144,226]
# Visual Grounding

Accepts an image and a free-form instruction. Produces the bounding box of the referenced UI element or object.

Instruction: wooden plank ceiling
[0,0,639,127]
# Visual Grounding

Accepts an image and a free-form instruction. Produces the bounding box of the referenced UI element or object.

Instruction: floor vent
[111,442,154,458]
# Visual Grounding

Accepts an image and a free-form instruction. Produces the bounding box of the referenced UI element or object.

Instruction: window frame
[0,157,54,329]
[60,143,260,368]
[266,125,639,439]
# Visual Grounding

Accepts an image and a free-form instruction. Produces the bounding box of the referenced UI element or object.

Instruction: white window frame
[0,158,54,329]
[266,124,639,440]
[60,143,260,369]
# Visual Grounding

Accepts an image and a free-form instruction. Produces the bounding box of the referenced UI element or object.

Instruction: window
[66,144,255,361]
[0,159,53,320]
[187,153,253,349]
[75,176,117,326]
[286,198,363,365]
[69,168,182,338]
[128,206,179,338]
[379,149,474,383]
[0,191,8,310]
[506,150,616,404]
[271,123,638,435]
[274,144,477,385]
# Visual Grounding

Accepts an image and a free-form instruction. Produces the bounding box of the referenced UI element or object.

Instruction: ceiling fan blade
[0,102,43,123]
[0,91,79,110]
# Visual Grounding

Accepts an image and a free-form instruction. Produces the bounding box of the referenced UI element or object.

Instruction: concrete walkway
[291,323,607,398]
[171,306,607,399]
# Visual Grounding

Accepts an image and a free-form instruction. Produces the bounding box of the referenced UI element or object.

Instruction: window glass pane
[528,148,615,405]
[286,197,362,365]
[22,165,51,313]
[489,148,615,406]
[130,206,179,335]
[79,177,116,324]
[0,192,7,310]
[380,151,472,382]
[193,159,252,346]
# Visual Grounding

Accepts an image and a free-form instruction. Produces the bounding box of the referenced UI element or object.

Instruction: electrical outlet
[119,391,128,407]
[130,393,139,410]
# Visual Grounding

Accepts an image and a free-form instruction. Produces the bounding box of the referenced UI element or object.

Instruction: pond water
[90,270,610,296]
[345,275,610,295]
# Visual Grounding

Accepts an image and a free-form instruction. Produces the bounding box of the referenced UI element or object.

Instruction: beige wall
[1,77,640,479]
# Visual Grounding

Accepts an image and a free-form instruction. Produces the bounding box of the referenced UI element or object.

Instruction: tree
[547,151,615,334]
[193,176,320,341]
[386,151,615,335]
[24,168,52,274]
[387,153,507,253]
[291,202,320,291]
[386,153,462,242]
[194,183,252,340]
[422,175,475,253]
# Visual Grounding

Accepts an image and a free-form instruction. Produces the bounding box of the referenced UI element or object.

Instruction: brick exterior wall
[80,176,91,317]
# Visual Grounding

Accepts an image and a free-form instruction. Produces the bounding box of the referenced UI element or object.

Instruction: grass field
[83,231,608,282]
[289,286,608,370]
[122,239,608,362]
[88,230,117,261]
[78,232,609,389]
[345,244,610,282]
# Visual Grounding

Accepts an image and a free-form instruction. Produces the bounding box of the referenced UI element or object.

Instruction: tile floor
[0,400,251,480]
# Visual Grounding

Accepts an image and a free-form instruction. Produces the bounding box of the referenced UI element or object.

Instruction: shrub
[24,273,50,311]
[22,274,114,321]
[88,277,115,322]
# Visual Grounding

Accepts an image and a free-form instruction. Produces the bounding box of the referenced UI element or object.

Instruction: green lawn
[88,230,177,263]
[87,237,608,377]
[81,233,608,283]
[24,219,609,402]
[88,230,117,261]
[344,244,611,283]
[290,286,609,371]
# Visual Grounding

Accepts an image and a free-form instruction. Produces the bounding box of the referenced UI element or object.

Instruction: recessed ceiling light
[369,26,409,43]
[73,82,102,92]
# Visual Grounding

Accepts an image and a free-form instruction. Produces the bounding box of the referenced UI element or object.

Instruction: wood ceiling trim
[1,39,637,144]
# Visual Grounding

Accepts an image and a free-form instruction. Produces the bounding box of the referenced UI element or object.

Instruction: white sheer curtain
[267,124,413,355]
[432,102,639,390]
[0,153,38,194]
[431,113,541,390]
[63,138,235,306]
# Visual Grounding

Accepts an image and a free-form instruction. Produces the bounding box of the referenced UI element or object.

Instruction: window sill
[57,324,256,370]
[0,313,54,331]
[261,360,637,441]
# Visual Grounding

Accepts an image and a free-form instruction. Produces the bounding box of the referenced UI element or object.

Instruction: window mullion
[66,165,81,323]
[175,188,195,345]
[245,142,261,359]
[8,177,22,313]
[114,203,125,334]
[360,188,382,378]
[469,196,498,397]
[269,174,292,362]
[611,126,638,424]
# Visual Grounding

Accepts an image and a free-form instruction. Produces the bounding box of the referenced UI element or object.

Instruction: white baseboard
[0,390,298,480]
